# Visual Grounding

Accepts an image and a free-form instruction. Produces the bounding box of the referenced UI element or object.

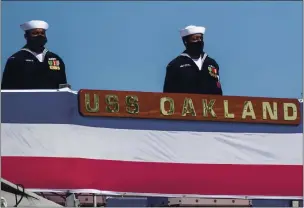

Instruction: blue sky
[2,1,303,98]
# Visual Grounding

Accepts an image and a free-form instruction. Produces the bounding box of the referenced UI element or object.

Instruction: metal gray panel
[147,197,168,207]
[106,197,148,207]
[252,199,291,207]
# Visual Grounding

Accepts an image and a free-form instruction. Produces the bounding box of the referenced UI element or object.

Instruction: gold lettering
[181,98,196,116]
[283,103,297,121]
[202,99,217,118]
[242,101,256,119]
[105,95,119,113]
[160,97,175,116]
[262,102,278,120]
[223,100,234,118]
[85,93,99,113]
[125,95,139,114]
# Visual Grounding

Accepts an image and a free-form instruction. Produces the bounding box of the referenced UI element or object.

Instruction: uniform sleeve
[163,63,179,93]
[1,57,23,89]
[57,57,67,86]
[213,61,223,95]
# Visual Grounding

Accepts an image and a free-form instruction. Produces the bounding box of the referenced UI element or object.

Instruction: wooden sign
[78,89,301,125]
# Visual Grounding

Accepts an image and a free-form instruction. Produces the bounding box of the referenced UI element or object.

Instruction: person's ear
[183,40,187,47]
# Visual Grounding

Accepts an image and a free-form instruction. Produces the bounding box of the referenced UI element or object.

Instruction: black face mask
[186,41,204,57]
[27,36,47,49]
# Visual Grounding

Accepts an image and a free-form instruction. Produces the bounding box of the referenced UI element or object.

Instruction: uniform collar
[21,47,48,62]
[180,50,207,59]
[21,47,48,55]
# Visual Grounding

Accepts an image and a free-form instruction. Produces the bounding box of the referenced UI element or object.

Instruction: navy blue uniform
[2,48,67,89]
[163,51,222,95]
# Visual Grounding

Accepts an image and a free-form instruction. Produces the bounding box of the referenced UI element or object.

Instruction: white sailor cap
[20,20,49,31]
[180,25,206,38]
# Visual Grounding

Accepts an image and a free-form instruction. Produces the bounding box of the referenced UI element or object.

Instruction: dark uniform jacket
[163,51,223,95]
[2,48,67,89]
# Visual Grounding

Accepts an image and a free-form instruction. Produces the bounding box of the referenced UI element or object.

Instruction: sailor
[1,20,67,89]
[163,25,223,95]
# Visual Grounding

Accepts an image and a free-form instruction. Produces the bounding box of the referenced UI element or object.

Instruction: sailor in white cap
[2,20,68,89]
[163,25,222,95]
